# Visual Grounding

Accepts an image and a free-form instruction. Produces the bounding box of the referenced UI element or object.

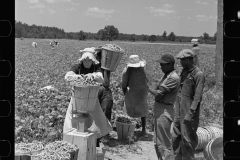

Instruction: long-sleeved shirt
[149,70,180,105]
[178,66,205,112]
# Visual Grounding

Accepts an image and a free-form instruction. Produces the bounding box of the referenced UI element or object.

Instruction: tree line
[15,20,216,44]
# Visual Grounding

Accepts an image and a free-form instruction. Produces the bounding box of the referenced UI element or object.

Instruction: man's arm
[121,67,129,95]
[103,70,111,88]
[148,76,179,102]
[190,72,205,111]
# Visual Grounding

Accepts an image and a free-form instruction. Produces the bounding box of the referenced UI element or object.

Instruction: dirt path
[101,129,204,160]
[102,130,158,160]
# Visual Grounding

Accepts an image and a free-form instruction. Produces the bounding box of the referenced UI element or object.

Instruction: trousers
[153,102,174,160]
[172,96,199,160]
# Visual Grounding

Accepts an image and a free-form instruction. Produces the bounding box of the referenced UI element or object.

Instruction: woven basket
[115,121,135,140]
[101,48,124,72]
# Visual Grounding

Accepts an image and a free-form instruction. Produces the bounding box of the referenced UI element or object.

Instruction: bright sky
[15,0,218,37]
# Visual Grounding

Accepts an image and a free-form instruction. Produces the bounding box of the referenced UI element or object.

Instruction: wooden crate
[63,130,97,160]
[72,116,92,133]
[96,147,106,160]
[69,150,79,160]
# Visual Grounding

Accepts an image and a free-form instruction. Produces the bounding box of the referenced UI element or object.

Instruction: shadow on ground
[101,130,153,148]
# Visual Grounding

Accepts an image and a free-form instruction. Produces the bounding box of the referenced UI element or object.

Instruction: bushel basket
[115,121,135,140]
[72,85,100,113]
[101,48,124,72]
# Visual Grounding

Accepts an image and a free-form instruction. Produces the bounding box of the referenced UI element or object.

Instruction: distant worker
[32,42,37,48]
[50,40,59,50]
[192,43,200,67]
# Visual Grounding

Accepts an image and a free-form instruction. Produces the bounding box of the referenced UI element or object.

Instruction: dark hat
[193,43,198,47]
[156,53,175,64]
[176,49,195,59]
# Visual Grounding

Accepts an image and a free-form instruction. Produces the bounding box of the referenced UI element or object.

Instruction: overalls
[172,67,204,160]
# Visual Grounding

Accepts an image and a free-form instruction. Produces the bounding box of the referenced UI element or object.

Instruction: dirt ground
[100,129,204,160]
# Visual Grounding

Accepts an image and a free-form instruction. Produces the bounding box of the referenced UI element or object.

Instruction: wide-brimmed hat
[77,51,99,64]
[80,47,96,54]
[127,55,146,68]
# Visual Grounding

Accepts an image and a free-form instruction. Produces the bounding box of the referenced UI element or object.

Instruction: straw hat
[127,55,146,68]
[78,48,99,64]
[80,47,96,54]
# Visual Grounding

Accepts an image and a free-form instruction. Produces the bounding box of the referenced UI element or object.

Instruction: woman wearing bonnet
[63,47,112,146]
[121,55,149,138]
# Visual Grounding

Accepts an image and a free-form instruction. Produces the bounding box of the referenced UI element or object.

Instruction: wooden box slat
[63,130,97,160]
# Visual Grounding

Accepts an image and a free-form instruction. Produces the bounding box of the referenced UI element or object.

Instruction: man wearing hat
[148,53,180,160]
[172,49,205,160]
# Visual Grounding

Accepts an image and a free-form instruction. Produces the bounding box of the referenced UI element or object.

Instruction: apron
[63,94,113,138]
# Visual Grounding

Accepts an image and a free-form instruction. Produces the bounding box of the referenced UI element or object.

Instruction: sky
[15,0,218,37]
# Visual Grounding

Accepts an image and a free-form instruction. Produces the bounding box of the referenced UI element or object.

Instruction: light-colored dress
[63,70,113,138]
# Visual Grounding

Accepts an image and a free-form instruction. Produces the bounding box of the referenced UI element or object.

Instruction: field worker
[63,47,112,147]
[54,40,59,46]
[32,42,37,48]
[95,49,114,123]
[50,40,54,49]
[192,43,200,67]
[148,53,180,160]
[172,49,205,160]
[121,55,149,138]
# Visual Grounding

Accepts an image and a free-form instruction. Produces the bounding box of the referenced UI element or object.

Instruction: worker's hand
[151,80,159,90]
[184,111,194,123]
[76,75,84,81]
[184,114,192,123]
[84,74,93,81]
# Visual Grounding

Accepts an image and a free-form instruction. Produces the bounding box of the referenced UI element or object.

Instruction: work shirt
[152,70,180,105]
[178,66,205,114]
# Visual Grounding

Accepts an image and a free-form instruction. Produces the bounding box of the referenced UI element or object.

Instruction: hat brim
[155,59,169,64]
[78,52,99,64]
[176,56,193,59]
[127,61,146,68]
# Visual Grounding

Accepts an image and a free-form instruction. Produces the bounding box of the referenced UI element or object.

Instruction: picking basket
[101,48,124,72]
[203,137,223,160]
[115,121,135,140]
[72,85,100,113]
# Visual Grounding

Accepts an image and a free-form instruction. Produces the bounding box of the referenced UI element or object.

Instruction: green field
[15,38,222,145]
